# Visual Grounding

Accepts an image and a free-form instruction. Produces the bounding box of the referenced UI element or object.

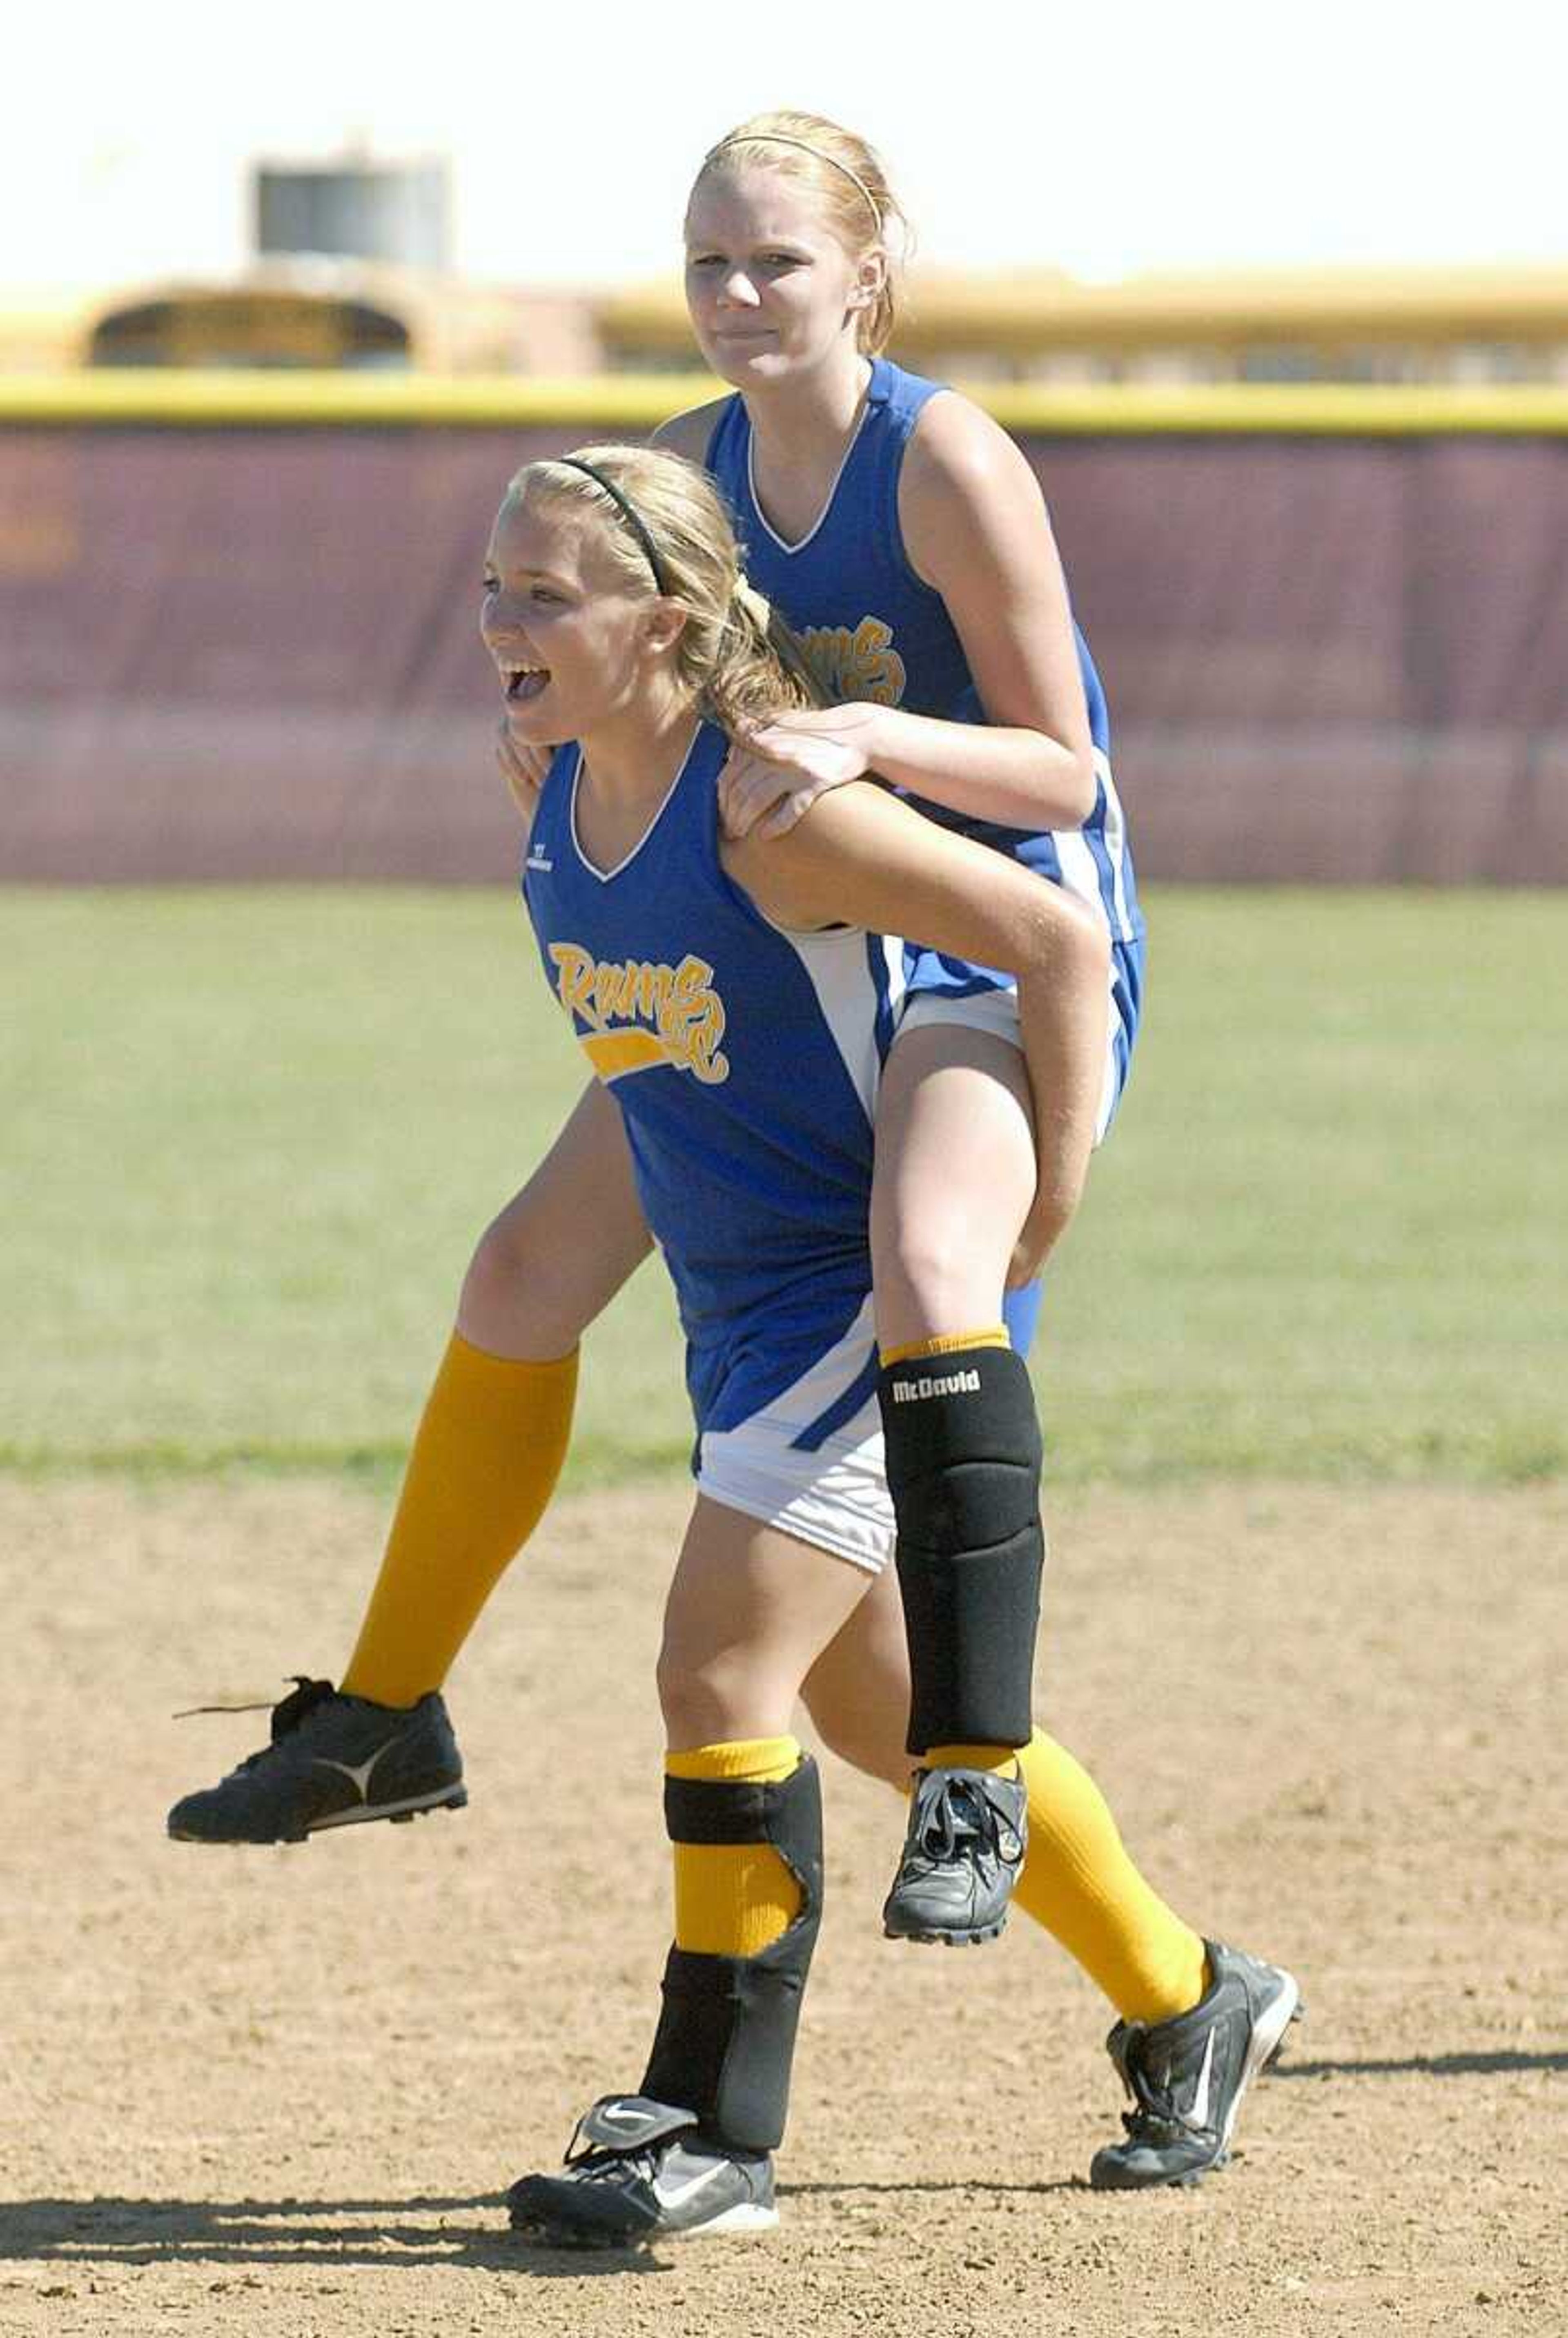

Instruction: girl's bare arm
[726,780,1109,1266]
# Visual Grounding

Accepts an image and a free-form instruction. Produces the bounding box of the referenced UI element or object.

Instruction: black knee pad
[639,1754,824,2155]
[878,1342,1044,1753]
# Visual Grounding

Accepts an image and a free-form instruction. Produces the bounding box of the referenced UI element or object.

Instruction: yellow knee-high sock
[667,1738,802,1959]
[1012,1729,1208,2023]
[339,1334,577,1708]
[879,1330,1011,1366]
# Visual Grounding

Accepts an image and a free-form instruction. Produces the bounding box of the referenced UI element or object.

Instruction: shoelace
[563,2137,662,2192]
[172,1675,337,1773]
[911,1775,1023,1867]
[1116,2039,1204,2142]
[1119,2095,1193,2144]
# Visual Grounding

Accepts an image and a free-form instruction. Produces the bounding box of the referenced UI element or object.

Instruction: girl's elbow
[1018,735,1097,826]
[1053,891,1111,977]
[1061,747,1099,825]
[1017,919,1105,1003]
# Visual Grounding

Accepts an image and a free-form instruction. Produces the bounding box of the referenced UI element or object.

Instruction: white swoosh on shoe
[655,2162,734,2213]
[1187,2028,1218,2130]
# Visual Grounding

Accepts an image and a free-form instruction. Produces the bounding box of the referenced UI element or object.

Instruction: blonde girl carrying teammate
[174,444,1296,2236]
[505,112,1144,1940]
[172,117,1131,1952]
[478,449,1294,2239]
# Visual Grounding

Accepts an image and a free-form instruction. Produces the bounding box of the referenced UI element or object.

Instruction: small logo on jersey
[525,846,554,873]
[799,615,907,707]
[891,1368,982,1403]
[548,941,730,1085]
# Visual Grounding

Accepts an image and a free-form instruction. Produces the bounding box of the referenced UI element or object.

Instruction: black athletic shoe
[507,2097,777,2249]
[166,1675,467,1844]
[1089,1939,1302,2189]
[881,1762,1027,1944]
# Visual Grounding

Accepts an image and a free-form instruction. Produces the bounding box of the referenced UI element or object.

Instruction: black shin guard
[640,1756,823,2155]
[878,1342,1044,1754]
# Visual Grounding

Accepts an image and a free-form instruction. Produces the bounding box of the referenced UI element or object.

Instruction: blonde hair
[506,442,823,736]
[693,108,907,356]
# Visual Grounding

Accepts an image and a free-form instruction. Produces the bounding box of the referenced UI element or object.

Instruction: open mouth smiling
[502,661,550,703]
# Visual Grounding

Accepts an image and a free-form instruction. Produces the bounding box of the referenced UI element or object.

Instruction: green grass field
[3,886,1563,1488]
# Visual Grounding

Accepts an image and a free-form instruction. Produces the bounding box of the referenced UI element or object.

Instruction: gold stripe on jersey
[578,1029,672,1082]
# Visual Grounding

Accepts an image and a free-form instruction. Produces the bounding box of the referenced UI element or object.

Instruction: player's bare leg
[655,1497,877,1747]
[452,1078,651,1363]
[870,1024,1041,1941]
[871,1024,1035,1355]
[509,1501,874,2247]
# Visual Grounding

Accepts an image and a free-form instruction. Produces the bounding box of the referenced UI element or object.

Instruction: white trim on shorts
[695,1297,893,1575]
[896,973,1126,1144]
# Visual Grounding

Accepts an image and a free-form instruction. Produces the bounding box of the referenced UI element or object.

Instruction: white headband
[704,134,882,230]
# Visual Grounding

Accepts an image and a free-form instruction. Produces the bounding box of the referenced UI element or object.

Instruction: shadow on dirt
[0,2196,668,2278]
[778,2176,1089,2197]
[0,2173,1102,2277]
[1270,2050,1568,2080]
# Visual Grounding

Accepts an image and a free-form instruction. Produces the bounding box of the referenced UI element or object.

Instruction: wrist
[853,702,903,772]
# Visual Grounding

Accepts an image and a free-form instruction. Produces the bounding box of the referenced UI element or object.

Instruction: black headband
[556,457,670,597]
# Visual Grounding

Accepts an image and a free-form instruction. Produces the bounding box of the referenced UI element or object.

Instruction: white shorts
[899,982,1023,1049]
[696,1297,893,1575]
[897,973,1128,1145]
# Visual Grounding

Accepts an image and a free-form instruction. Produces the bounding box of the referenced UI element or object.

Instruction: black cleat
[1089,1939,1302,2189]
[881,1762,1027,1944]
[167,1675,466,1844]
[508,2097,777,2249]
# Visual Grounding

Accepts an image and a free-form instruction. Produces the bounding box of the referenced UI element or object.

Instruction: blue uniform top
[705,355,1144,962]
[523,718,907,1441]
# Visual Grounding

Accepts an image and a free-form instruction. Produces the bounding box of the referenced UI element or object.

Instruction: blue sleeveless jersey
[523,719,909,1439]
[705,356,1144,1037]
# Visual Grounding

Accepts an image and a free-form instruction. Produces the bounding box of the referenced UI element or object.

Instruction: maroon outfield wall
[2,423,1566,881]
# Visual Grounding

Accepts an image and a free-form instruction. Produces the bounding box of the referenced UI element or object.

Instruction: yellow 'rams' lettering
[797,615,907,708]
[549,942,729,1084]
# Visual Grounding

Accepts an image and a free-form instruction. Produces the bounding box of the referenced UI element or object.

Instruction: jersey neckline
[744,360,884,557]
[567,723,706,884]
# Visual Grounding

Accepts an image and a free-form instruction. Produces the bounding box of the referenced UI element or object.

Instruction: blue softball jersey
[705,355,1144,1061]
[523,719,909,1443]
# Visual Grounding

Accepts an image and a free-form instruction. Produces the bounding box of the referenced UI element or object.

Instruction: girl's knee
[656,1639,763,1749]
[815,1720,909,1793]
[459,1205,597,1353]
[462,1214,530,1306]
[871,1207,1008,1340]
[800,1684,909,1791]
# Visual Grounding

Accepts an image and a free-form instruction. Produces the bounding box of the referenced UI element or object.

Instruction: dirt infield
[2,1477,1564,2337]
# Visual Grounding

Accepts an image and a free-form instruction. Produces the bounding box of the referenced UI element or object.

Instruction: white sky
[4,0,1567,294]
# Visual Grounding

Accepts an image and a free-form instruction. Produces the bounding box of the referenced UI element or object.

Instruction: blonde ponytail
[703,578,824,737]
